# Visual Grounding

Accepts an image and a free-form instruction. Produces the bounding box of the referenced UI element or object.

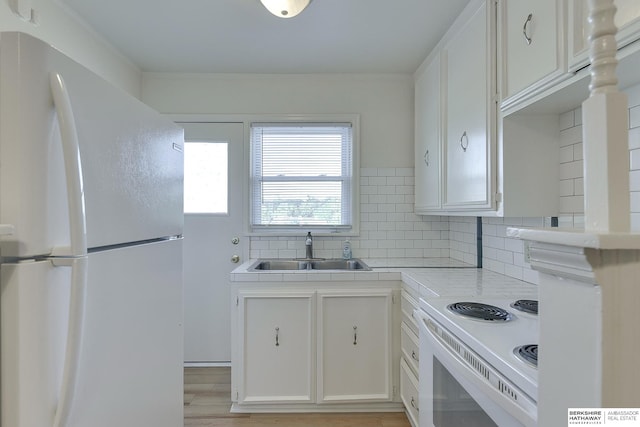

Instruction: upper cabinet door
[443,0,494,210]
[569,0,640,72]
[500,0,566,107]
[414,53,442,213]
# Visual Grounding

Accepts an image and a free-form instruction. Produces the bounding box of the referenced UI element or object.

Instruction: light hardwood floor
[184,367,411,427]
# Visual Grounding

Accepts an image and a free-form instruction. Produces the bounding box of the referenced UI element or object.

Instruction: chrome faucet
[305,231,313,259]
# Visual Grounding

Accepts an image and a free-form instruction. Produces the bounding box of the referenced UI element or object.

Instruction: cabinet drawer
[400,358,419,427]
[400,290,419,335]
[400,322,419,378]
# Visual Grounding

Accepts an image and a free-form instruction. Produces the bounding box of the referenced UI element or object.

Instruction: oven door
[416,309,536,427]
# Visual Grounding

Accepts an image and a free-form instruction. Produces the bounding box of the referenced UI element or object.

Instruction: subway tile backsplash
[249,168,451,260]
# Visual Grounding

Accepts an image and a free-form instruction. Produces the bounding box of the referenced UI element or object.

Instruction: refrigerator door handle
[49,72,88,257]
[50,72,89,427]
[50,256,88,427]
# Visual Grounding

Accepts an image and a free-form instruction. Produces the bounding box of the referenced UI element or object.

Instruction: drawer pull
[275,327,280,346]
[411,396,419,412]
[411,350,419,362]
[353,325,358,345]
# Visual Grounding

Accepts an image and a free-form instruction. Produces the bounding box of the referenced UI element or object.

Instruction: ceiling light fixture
[259,0,312,18]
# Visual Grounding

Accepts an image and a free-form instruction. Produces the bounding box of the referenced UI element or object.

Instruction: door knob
[231,255,240,263]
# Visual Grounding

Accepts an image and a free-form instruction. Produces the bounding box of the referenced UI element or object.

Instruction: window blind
[251,123,353,230]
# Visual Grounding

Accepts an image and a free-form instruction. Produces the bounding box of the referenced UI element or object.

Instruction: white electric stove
[419,296,538,399]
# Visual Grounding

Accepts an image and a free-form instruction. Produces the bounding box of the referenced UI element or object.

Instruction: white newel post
[583,0,630,232]
[506,0,640,424]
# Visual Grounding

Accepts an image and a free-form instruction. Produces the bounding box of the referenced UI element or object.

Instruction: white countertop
[401,267,538,299]
[507,226,640,250]
[231,258,537,301]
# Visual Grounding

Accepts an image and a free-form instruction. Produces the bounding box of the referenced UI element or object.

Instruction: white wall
[1,0,140,95]
[141,73,414,168]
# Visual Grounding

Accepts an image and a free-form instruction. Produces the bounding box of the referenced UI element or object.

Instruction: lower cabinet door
[317,290,393,402]
[237,290,315,403]
[400,358,420,427]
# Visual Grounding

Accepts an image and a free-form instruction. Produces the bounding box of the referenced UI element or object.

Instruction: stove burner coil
[511,299,538,315]
[514,344,538,367]
[447,302,513,322]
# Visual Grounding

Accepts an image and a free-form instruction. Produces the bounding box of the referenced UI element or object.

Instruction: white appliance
[0,32,184,427]
[415,296,538,427]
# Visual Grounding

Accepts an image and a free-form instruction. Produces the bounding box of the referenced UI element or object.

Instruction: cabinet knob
[523,13,533,45]
[460,131,469,152]
[231,236,240,245]
[411,350,419,362]
[231,255,240,263]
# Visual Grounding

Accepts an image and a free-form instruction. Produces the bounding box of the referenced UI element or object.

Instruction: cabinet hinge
[495,192,503,203]
[236,391,239,400]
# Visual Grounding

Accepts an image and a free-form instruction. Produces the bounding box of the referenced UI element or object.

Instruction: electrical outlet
[524,241,531,263]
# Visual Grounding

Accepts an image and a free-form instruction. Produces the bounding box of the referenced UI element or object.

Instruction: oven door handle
[414,309,537,427]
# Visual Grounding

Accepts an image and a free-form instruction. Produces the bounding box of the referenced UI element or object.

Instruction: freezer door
[0,32,183,258]
[69,239,183,427]
[1,239,183,427]
[1,259,72,427]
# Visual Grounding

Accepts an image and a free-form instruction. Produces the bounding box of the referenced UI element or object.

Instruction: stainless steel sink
[248,258,371,271]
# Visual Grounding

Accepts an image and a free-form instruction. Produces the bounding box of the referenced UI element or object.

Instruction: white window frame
[249,115,360,236]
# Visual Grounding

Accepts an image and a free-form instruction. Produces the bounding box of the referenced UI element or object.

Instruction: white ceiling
[60,0,471,74]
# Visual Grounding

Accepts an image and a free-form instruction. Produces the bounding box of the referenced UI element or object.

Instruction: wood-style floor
[184,367,411,427]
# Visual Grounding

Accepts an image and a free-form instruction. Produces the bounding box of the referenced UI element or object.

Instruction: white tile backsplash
[249,167,450,260]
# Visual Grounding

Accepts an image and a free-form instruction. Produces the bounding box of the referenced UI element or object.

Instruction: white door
[443,1,491,209]
[180,122,245,363]
[317,290,393,402]
[237,291,315,404]
[414,52,442,212]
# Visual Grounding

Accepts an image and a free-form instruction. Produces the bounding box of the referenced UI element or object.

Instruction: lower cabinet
[317,290,393,403]
[400,286,420,427]
[400,359,420,427]
[236,290,315,404]
[232,283,398,411]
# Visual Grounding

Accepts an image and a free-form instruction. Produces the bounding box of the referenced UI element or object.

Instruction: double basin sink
[248,258,371,271]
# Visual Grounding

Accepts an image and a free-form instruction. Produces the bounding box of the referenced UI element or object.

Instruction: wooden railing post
[583,0,630,232]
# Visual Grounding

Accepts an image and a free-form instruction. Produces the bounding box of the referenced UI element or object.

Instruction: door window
[183,142,228,214]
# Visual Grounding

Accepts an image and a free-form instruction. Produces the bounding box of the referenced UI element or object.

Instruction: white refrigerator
[0,32,184,427]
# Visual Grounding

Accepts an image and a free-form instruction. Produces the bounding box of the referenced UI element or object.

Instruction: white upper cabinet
[414,0,498,215]
[569,0,640,71]
[413,0,559,217]
[414,53,441,213]
[499,0,567,109]
[442,0,494,210]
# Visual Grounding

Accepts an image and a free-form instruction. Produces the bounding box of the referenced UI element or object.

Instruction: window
[183,142,228,214]
[250,123,355,232]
